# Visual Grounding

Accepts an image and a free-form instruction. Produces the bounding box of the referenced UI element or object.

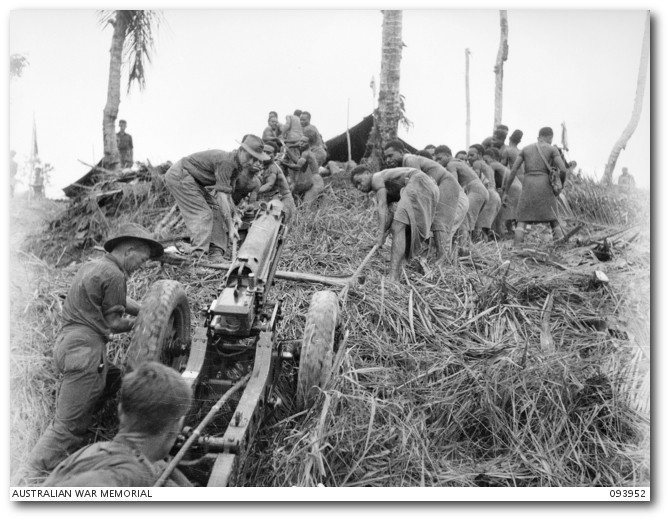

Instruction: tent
[324,114,417,163]
[63,160,103,198]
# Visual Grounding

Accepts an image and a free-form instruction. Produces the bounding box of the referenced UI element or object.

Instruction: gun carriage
[126,199,342,486]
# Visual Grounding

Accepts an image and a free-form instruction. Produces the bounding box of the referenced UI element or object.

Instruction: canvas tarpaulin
[324,114,417,163]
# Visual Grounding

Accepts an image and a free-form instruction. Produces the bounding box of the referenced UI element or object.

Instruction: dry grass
[563,176,650,228]
[9,169,650,487]
[242,228,650,487]
[9,196,69,473]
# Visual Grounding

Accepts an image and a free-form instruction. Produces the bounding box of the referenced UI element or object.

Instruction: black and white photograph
[7,2,653,507]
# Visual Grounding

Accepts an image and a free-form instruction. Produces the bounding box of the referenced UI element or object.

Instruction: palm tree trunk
[465,48,471,148]
[365,10,403,171]
[102,12,127,171]
[493,11,508,130]
[601,11,650,185]
[378,10,403,144]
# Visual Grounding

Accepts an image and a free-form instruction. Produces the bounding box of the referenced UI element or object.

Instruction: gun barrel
[209,200,286,337]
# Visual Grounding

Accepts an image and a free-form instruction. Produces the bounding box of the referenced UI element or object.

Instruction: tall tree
[99,10,161,171]
[493,11,508,130]
[365,10,404,172]
[601,11,650,185]
[465,48,471,148]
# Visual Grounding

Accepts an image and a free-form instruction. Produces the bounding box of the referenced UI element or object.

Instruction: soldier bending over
[351,165,439,282]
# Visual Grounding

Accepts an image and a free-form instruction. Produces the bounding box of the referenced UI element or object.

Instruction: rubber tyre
[297,290,339,409]
[126,280,191,371]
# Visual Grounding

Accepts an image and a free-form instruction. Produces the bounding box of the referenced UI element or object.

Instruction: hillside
[9,167,650,487]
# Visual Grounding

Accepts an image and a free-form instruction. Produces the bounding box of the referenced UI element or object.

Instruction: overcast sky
[7,4,652,198]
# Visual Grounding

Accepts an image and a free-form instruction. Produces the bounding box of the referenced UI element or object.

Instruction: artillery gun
[126,199,342,486]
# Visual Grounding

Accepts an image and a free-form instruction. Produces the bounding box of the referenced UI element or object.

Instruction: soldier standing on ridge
[503,126,568,247]
[618,167,636,187]
[116,119,134,168]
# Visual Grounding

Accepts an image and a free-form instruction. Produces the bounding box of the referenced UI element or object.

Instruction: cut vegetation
[9,167,650,487]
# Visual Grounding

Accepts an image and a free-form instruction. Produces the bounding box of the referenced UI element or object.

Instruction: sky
[7,5,652,199]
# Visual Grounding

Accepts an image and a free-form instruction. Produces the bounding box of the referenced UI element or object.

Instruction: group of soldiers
[351,124,572,281]
[13,114,618,487]
[162,109,329,264]
[158,116,575,285]
[15,111,333,488]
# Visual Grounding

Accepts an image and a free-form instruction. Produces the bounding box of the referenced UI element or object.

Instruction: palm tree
[99,10,162,170]
[365,10,404,171]
[601,11,649,185]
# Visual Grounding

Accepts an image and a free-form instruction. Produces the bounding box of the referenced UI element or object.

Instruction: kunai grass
[9,170,650,487]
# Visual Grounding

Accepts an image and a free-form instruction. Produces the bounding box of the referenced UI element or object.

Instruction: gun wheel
[297,290,340,409]
[126,280,191,372]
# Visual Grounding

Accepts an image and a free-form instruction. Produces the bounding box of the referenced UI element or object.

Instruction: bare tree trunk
[493,11,508,130]
[378,10,403,144]
[465,48,471,148]
[365,10,403,171]
[102,12,126,171]
[601,11,649,185]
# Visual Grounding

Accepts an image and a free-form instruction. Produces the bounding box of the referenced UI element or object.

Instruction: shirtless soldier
[434,145,489,248]
[282,135,324,206]
[258,142,296,222]
[351,165,439,282]
[467,144,501,241]
[383,140,465,260]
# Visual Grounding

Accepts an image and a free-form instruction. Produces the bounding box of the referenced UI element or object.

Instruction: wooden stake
[338,244,380,302]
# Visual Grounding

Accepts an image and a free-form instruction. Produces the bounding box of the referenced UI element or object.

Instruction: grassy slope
[8,174,650,487]
[242,179,651,487]
[9,196,68,475]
